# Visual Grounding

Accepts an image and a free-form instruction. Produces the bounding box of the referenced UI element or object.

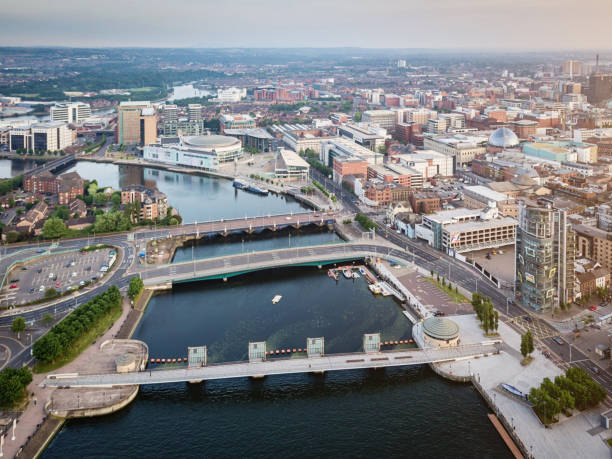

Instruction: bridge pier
[188,380,204,384]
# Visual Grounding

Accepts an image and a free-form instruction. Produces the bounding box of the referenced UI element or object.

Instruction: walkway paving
[3,297,132,459]
[433,315,610,459]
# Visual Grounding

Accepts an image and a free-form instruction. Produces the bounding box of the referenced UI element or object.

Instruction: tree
[42,217,68,239]
[169,217,178,226]
[44,287,58,299]
[5,230,20,243]
[93,192,108,206]
[521,330,534,358]
[110,191,122,207]
[11,316,26,338]
[128,276,144,301]
[0,367,32,407]
[41,313,53,325]
[353,111,362,122]
[87,180,99,196]
[527,329,534,355]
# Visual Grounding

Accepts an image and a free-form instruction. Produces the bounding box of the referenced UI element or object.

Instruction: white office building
[50,102,91,124]
[216,87,247,103]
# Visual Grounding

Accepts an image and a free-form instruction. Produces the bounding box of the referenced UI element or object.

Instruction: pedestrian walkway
[4,297,132,459]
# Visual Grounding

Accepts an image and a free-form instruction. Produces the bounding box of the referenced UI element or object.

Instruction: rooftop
[422,317,460,340]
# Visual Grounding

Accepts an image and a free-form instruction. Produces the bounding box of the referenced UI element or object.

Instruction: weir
[42,339,502,388]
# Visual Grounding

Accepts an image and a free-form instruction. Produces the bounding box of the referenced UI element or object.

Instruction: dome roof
[488,127,519,148]
[422,317,460,340]
[183,135,240,149]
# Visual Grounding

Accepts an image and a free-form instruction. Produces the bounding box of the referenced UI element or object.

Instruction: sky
[1,0,612,49]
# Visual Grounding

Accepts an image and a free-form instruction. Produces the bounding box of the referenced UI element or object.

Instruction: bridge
[134,211,336,241]
[42,342,501,388]
[139,241,394,284]
[23,153,77,178]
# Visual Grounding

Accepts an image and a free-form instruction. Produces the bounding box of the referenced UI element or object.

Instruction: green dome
[423,317,459,340]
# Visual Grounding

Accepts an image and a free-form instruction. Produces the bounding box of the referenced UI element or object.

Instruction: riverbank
[5,295,143,459]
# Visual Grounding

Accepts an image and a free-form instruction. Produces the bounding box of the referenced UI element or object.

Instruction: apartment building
[50,102,91,124]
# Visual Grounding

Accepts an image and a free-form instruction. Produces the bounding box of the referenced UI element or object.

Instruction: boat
[272,295,282,304]
[246,184,269,195]
[369,283,382,295]
[359,267,366,275]
[328,269,338,281]
[232,178,249,190]
[501,383,528,400]
[352,272,361,278]
[342,269,353,279]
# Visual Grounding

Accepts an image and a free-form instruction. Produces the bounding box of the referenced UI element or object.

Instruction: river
[167,83,214,101]
[16,159,509,457]
[42,262,510,458]
[0,158,43,179]
[62,161,310,223]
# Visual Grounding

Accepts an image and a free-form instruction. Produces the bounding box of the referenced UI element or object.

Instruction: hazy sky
[2,0,611,49]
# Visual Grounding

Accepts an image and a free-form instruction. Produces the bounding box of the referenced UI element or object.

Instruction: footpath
[6,297,133,459]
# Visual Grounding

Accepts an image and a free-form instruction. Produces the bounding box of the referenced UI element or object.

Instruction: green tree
[168,217,178,226]
[42,217,68,239]
[353,110,362,122]
[5,230,20,243]
[0,367,32,407]
[44,287,58,299]
[128,276,144,301]
[110,191,122,207]
[11,316,26,338]
[93,192,108,206]
[41,313,53,325]
[87,180,99,196]
[521,331,529,358]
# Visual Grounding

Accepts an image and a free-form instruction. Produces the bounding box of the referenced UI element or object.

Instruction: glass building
[515,201,575,311]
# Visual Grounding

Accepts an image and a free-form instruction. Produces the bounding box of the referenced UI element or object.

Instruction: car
[36,249,45,253]
[48,273,54,279]
[85,266,91,271]
[71,272,77,277]
[37,268,42,273]
[65,263,71,268]
[552,337,564,345]
[11,278,19,283]
[70,261,75,267]
[28,287,34,293]
[55,282,61,288]
[589,305,597,311]
[39,285,45,292]
[21,266,27,271]
[524,316,532,322]
[79,280,85,286]
[592,366,600,374]
[9,284,18,289]
[81,251,86,255]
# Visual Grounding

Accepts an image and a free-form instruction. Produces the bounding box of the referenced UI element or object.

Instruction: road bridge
[140,241,396,284]
[23,154,77,178]
[42,342,501,388]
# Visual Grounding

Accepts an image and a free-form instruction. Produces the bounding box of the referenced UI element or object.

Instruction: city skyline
[1,0,612,49]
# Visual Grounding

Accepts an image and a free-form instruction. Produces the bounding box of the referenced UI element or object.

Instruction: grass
[33,302,123,374]
[423,277,468,304]
[606,438,612,448]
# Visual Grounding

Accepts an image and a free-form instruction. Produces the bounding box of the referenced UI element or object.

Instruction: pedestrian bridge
[42,342,501,388]
[139,241,405,285]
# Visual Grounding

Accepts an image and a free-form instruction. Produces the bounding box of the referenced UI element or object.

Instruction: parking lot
[3,247,116,305]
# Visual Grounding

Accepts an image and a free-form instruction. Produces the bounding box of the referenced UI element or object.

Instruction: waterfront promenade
[42,342,501,388]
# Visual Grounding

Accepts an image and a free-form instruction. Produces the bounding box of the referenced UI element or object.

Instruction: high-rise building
[219,114,256,133]
[515,201,576,311]
[163,104,178,122]
[562,60,582,77]
[188,104,202,122]
[117,101,156,146]
[50,102,92,124]
[587,74,612,105]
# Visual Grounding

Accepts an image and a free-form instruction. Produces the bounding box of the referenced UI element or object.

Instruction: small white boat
[272,295,282,304]
[342,269,353,279]
[369,283,382,295]
[352,272,361,278]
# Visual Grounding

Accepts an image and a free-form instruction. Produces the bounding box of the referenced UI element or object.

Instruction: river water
[62,161,310,223]
[0,158,42,179]
[167,83,214,101]
[43,264,510,458]
[26,160,509,458]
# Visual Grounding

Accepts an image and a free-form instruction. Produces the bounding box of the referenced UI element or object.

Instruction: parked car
[48,273,54,279]
[553,337,564,345]
[28,287,34,293]
[39,285,45,292]
[9,284,18,289]
[55,282,61,288]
